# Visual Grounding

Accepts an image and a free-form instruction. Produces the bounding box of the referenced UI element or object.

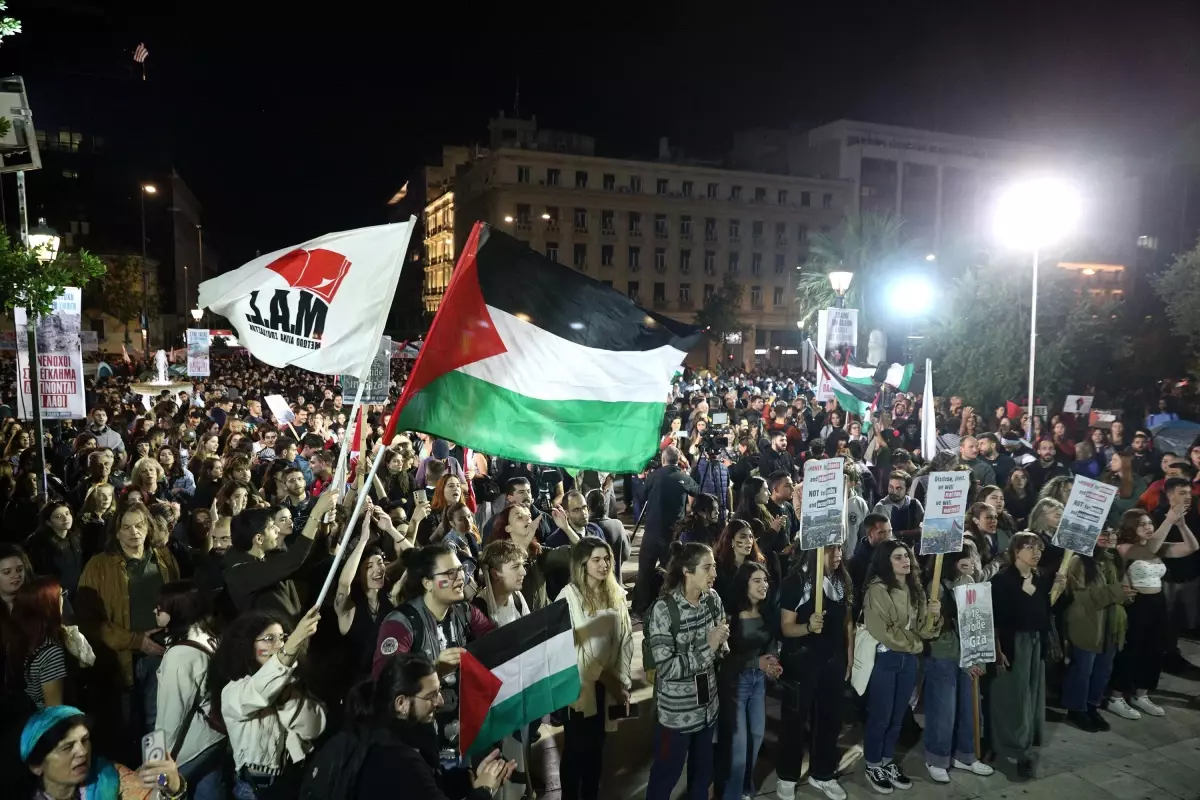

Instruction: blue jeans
[178,742,228,800]
[865,650,918,767]
[922,656,976,768]
[719,670,766,800]
[646,721,716,800]
[1063,645,1116,712]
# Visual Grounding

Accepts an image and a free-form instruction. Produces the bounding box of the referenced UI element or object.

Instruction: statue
[155,350,168,383]
[867,329,888,366]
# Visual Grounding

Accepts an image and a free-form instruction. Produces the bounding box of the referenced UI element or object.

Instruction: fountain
[130,349,194,402]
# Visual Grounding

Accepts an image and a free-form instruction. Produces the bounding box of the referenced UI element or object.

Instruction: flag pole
[332,377,367,492]
[314,439,388,609]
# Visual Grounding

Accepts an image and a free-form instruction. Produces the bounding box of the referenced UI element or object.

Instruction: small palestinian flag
[459,600,580,756]
[382,222,700,471]
[811,340,879,427]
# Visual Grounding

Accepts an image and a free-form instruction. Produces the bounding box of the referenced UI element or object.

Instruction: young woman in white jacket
[554,538,633,800]
[209,606,326,800]
[154,580,224,800]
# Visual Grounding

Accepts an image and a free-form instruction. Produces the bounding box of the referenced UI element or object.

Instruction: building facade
[425,118,852,368]
[733,119,1147,295]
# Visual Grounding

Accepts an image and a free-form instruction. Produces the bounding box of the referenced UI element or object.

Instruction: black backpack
[298,728,373,800]
[396,603,470,654]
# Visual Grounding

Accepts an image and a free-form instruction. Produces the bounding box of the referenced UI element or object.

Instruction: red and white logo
[265,248,352,304]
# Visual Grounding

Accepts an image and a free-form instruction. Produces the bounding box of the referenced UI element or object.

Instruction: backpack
[297,728,373,800]
[396,603,471,654]
[164,640,221,747]
[640,591,722,687]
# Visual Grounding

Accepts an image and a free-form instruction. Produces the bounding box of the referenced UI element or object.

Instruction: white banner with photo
[955,582,996,668]
[815,308,858,401]
[919,470,970,555]
[15,287,87,420]
[1053,475,1118,557]
[187,328,211,377]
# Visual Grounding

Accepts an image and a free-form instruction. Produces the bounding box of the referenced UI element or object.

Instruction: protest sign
[187,329,210,377]
[815,308,857,401]
[341,336,391,404]
[15,288,86,419]
[264,394,295,424]
[800,457,846,550]
[955,582,996,668]
[1088,408,1120,428]
[1052,475,1117,557]
[920,471,970,556]
[1063,395,1093,414]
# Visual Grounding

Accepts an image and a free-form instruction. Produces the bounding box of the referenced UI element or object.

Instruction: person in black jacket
[759,430,795,481]
[300,652,515,800]
[632,446,699,615]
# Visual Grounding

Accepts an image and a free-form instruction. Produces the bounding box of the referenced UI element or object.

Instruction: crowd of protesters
[0,351,1196,799]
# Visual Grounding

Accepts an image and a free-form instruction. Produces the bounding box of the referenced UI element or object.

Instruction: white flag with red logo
[198,219,415,377]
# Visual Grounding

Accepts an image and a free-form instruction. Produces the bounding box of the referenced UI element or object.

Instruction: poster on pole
[264,394,295,425]
[920,471,970,555]
[340,336,392,404]
[1052,475,1117,557]
[800,456,846,549]
[955,582,996,667]
[187,328,210,377]
[1063,395,1094,414]
[814,308,858,401]
[15,287,86,420]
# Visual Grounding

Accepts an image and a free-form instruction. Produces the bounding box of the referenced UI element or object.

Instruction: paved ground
[523,518,1200,800]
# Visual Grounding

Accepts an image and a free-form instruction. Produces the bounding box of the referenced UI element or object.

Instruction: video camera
[701,411,733,460]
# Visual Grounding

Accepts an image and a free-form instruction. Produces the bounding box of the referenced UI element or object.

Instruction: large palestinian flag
[383,222,701,471]
[459,600,580,756]
[810,340,880,427]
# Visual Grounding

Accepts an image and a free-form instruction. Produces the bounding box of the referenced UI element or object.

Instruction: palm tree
[794,209,915,343]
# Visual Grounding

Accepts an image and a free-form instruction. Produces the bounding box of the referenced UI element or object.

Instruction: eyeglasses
[432,567,466,581]
[412,688,444,702]
[255,633,289,646]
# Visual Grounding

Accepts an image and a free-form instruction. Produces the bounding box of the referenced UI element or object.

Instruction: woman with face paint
[712,520,767,611]
[555,539,632,800]
[209,607,325,799]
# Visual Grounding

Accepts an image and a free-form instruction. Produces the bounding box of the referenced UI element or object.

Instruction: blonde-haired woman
[555,538,632,800]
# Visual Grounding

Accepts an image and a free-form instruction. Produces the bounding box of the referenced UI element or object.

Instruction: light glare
[993,177,1081,249]
[889,275,934,315]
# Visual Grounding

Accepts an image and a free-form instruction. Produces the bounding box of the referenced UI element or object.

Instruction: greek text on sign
[1052,475,1118,557]
[920,471,970,555]
[341,336,392,404]
[15,287,86,419]
[955,582,996,668]
[800,456,846,550]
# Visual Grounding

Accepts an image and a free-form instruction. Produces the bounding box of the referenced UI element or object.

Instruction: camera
[702,411,732,459]
[535,468,560,515]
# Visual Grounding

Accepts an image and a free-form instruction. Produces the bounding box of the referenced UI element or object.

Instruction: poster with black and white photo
[955,582,996,668]
[800,456,845,549]
[919,471,970,555]
[1052,475,1117,557]
[814,308,858,401]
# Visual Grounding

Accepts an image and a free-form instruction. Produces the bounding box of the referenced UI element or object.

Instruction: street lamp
[140,184,157,349]
[190,307,204,324]
[29,218,61,263]
[828,270,854,307]
[993,177,1081,424]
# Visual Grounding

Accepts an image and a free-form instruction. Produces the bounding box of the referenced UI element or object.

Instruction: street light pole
[1027,247,1040,422]
[140,184,157,353]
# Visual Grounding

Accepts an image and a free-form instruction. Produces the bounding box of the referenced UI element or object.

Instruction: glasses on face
[433,567,466,581]
[256,633,289,646]
[412,688,444,702]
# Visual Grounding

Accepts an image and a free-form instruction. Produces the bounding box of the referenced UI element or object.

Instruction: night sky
[4,0,1199,266]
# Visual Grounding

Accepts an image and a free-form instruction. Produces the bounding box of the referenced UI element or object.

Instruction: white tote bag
[851,616,878,696]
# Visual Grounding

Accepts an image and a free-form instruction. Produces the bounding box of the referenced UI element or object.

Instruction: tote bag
[850,608,878,696]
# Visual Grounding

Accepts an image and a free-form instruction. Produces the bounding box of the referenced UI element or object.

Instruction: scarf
[21,706,120,799]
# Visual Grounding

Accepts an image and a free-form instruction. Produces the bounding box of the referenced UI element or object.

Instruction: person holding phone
[645,542,726,800]
[556,539,632,800]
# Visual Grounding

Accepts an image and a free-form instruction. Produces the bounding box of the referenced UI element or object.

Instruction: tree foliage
[91,255,154,341]
[693,275,744,360]
[1153,236,1200,367]
[796,209,916,342]
[0,231,104,316]
[917,263,1132,407]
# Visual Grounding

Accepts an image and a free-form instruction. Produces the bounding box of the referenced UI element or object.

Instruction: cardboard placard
[955,582,996,667]
[919,471,970,555]
[1052,475,1118,557]
[800,456,846,549]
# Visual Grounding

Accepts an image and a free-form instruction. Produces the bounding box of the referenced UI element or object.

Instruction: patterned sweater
[647,588,723,733]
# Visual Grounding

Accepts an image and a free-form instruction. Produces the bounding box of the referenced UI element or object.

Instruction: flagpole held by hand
[314,441,388,609]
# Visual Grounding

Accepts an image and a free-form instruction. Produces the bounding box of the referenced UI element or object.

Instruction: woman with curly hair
[675,493,721,546]
[712,519,766,610]
[210,609,325,799]
[4,427,31,465]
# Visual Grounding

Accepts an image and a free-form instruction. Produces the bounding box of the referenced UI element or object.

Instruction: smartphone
[696,672,711,706]
[141,729,167,764]
[413,489,429,506]
[608,701,641,721]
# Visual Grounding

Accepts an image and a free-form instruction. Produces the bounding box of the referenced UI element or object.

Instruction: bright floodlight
[889,276,934,315]
[190,308,204,322]
[993,177,1081,249]
[828,271,854,295]
[142,184,157,194]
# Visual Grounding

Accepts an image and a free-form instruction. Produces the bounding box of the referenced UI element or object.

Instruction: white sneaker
[926,765,950,784]
[808,776,848,800]
[775,779,796,800]
[1106,697,1142,720]
[953,759,994,776]
[1131,694,1165,717]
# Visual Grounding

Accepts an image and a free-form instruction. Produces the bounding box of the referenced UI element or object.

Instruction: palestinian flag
[841,360,914,391]
[382,222,701,471]
[810,340,879,427]
[459,600,580,756]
